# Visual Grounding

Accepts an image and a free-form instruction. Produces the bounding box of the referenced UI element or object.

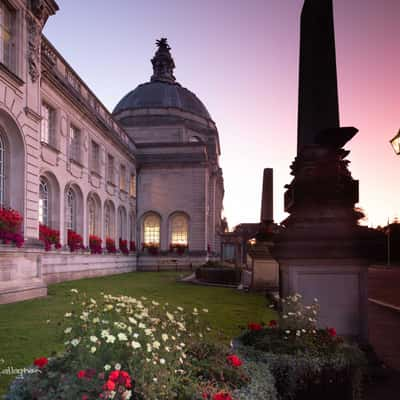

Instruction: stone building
[0,1,224,303]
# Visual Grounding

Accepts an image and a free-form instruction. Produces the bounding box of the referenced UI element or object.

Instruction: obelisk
[297,0,339,153]
[260,168,273,223]
[273,0,374,342]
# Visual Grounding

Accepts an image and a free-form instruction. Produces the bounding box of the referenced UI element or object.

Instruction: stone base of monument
[279,257,369,342]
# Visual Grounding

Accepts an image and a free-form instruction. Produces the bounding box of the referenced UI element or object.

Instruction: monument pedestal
[279,256,368,341]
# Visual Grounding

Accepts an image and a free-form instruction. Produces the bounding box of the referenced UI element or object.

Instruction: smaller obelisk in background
[260,168,273,224]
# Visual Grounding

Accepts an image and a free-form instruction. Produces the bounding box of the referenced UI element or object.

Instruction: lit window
[88,196,96,236]
[107,155,114,184]
[171,215,188,245]
[90,140,100,173]
[129,174,136,197]
[0,133,5,206]
[66,188,76,231]
[143,214,160,245]
[39,178,49,225]
[0,3,15,72]
[119,165,126,191]
[69,125,81,163]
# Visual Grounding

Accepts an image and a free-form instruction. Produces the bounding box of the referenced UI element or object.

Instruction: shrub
[67,229,83,252]
[0,207,24,247]
[89,235,102,254]
[39,224,61,251]
[195,267,241,285]
[106,237,116,253]
[119,238,129,255]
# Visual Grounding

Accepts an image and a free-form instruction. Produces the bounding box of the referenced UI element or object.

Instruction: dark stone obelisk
[260,168,273,223]
[273,0,377,342]
[297,0,339,153]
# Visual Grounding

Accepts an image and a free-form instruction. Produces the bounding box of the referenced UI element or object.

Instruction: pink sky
[44,0,400,229]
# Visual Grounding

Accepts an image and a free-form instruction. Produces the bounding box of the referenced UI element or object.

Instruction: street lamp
[390,130,400,155]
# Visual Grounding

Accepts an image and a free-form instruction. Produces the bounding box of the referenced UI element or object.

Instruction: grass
[0,272,274,396]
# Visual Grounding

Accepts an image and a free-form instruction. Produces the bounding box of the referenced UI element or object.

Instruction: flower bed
[235,294,366,400]
[0,207,24,247]
[89,235,102,254]
[129,241,136,252]
[68,229,83,252]
[39,224,61,251]
[142,242,159,255]
[169,243,188,255]
[119,238,129,255]
[106,238,116,254]
[195,266,242,285]
[5,291,274,400]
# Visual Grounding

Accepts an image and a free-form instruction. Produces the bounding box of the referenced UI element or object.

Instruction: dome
[113,38,212,121]
[113,81,211,120]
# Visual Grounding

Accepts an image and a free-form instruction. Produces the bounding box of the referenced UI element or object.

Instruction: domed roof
[113,81,211,120]
[113,38,212,121]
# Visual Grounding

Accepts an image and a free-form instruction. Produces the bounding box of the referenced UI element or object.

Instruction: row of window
[39,177,135,242]
[40,102,136,196]
[143,213,189,246]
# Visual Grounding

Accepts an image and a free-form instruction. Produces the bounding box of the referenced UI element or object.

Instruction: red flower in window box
[129,240,136,252]
[89,234,102,254]
[68,229,83,252]
[106,237,116,253]
[169,243,188,255]
[39,224,61,251]
[119,238,129,255]
[142,242,159,255]
[0,207,24,248]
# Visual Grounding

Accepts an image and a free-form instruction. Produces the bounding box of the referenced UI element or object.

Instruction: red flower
[327,327,337,337]
[268,319,277,328]
[213,392,233,400]
[108,370,120,381]
[202,393,208,399]
[77,370,86,379]
[82,395,89,400]
[33,357,48,368]
[226,354,242,367]
[104,379,116,391]
[248,322,262,331]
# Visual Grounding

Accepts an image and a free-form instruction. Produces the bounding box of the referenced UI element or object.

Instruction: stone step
[0,278,47,305]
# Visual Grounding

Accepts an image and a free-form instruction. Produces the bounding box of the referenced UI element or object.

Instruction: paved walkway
[366,267,400,399]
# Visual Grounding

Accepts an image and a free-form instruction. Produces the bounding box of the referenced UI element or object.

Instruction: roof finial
[151,38,176,83]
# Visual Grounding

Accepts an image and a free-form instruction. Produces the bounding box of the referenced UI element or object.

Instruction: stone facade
[0,2,224,302]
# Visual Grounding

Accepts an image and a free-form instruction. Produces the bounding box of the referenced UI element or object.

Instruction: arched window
[0,134,5,206]
[129,213,135,242]
[104,201,114,238]
[66,188,76,231]
[118,207,126,240]
[171,214,189,245]
[88,197,96,236]
[143,214,160,245]
[39,178,49,226]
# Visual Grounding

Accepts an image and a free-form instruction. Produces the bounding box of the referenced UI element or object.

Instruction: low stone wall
[42,252,137,284]
[137,254,207,271]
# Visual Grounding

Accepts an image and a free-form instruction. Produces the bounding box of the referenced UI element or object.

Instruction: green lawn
[0,272,274,396]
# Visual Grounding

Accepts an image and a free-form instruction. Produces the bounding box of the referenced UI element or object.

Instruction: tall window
[107,154,114,184]
[0,134,5,206]
[171,214,188,245]
[104,202,114,238]
[143,214,160,245]
[119,165,126,191]
[129,174,136,197]
[88,197,96,236]
[118,207,126,239]
[69,125,81,163]
[41,103,55,145]
[0,3,15,72]
[39,178,49,226]
[90,140,100,173]
[66,188,76,231]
